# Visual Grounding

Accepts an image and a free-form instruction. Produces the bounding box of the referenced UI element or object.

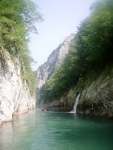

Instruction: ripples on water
[0,109,113,150]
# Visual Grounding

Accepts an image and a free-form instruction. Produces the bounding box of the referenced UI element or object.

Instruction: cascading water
[70,93,80,114]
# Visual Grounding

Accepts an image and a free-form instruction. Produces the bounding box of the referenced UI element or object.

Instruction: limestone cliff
[36,34,75,88]
[0,51,35,124]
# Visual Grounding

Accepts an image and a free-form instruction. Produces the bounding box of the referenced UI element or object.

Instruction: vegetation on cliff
[0,0,42,95]
[38,0,113,103]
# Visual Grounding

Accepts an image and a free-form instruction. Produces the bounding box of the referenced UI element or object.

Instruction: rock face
[77,65,113,117]
[51,64,113,118]
[36,34,75,88]
[0,51,35,124]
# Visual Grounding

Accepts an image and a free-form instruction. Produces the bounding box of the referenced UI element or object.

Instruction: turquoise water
[0,109,113,150]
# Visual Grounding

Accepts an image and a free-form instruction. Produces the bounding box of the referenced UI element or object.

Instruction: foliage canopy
[38,0,113,103]
[0,0,42,95]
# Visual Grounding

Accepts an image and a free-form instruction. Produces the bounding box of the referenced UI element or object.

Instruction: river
[0,109,113,150]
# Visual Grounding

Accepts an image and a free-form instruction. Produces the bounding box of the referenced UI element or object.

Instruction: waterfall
[70,93,80,114]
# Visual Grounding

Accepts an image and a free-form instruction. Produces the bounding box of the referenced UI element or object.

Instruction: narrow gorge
[0,0,113,150]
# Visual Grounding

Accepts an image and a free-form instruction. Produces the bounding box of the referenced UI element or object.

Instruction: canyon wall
[36,34,75,88]
[36,33,113,118]
[0,51,35,124]
[50,64,113,118]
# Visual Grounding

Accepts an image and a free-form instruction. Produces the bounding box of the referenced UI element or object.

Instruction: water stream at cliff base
[0,109,113,150]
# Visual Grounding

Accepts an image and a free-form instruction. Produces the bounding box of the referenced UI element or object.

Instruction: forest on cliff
[38,0,113,104]
[0,0,42,95]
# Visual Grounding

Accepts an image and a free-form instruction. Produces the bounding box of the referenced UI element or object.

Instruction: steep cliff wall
[77,64,113,117]
[36,34,75,88]
[0,51,35,125]
[50,64,113,118]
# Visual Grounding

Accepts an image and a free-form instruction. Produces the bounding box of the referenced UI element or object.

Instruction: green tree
[0,0,42,95]
[38,0,113,104]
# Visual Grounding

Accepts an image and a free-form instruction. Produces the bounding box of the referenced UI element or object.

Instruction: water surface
[0,109,113,150]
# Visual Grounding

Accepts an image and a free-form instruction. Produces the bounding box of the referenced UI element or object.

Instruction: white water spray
[70,93,80,114]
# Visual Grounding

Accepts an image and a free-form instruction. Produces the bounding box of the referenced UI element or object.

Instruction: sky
[29,0,96,70]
